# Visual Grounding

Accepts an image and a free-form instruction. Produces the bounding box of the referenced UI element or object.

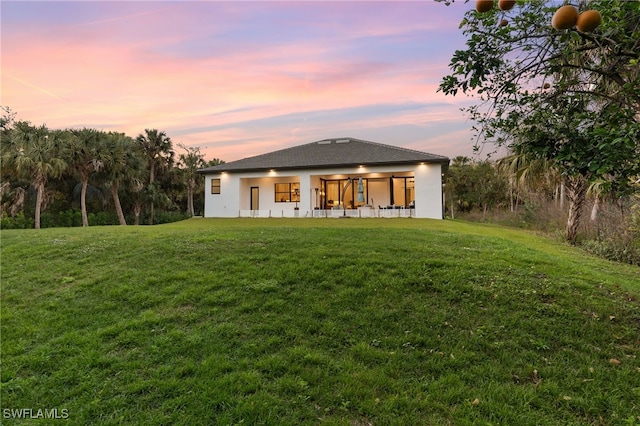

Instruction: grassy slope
[1,218,639,425]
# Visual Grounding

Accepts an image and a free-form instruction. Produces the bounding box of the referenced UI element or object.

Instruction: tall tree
[66,128,107,227]
[445,159,508,218]
[99,132,142,225]
[136,129,174,224]
[445,156,472,219]
[0,106,27,218]
[496,151,563,213]
[5,122,67,229]
[97,136,147,225]
[177,144,206,217]
[205,158,225,168]
[439,0,640,243]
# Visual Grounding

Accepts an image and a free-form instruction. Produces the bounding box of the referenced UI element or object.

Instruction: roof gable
[198,137,449,173]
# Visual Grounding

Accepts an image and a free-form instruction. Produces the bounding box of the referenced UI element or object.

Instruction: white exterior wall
[204,172,240,217]
[414,163,444,219]
[203,163,444,219]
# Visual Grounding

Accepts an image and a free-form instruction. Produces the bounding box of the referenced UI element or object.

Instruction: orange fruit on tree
[476,0,494,13]
[499,0,516,11]
[552,5,579,30]
[577,10,602,32]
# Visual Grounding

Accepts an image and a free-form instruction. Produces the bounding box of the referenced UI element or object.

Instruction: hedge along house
[197,138,449,219]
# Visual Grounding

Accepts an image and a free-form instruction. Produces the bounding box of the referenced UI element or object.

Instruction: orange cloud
[2,0,476,162]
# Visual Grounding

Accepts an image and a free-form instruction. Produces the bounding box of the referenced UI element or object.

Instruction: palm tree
[6,122,66,229]
[112,142,148,226]
[451,156,471,167]
[66,128,107,227]
[0,108,28,218]
[98,132,134,225]
[178,144,206,217]
[136,129,174,224]
[496,152,563,213]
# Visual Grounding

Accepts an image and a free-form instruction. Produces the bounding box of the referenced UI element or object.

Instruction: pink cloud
[2,1,477,162]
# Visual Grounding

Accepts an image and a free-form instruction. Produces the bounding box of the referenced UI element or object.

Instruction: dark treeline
[0,107,223,229]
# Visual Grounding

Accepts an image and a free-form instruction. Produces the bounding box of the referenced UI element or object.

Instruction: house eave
[197,158,449,175]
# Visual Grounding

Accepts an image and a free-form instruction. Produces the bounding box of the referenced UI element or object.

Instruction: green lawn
[2,218,639,425]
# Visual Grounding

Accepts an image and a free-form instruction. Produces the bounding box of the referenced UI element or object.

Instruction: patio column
[298,172,313,212]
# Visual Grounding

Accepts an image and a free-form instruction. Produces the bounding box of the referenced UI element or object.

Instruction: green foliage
[29,210,119,228]
[439,0,640,242]
[0,212,34,229]
[580,196,640,265]
[0,209,187,229]
[146,210,191,225]
[87,212,119,227]
[2,219,639,424]
[136,128,174,185]
[632,195,640,233]
[445,159,509,217]
[1,113,207,227]
[458,193,640,265]
[178,144,207,217]
[582,238,640,266]
[41,209,83,228]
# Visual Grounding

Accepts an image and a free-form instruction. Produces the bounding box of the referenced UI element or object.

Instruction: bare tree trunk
[560,179,566,211]
[110,184,127,225]
[590,194,600,222]
[81,176,89,227]
[0,181,9,216]
[509,178,515,213]
[566,176,587,245]
[134,203,142,225]
[187,179,195,217]
[34,180,44,229]
[149,162,155,225]
[149,162,155,186]
[617,197,625,218]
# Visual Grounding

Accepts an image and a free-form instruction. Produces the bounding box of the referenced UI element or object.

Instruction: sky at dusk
[2,1,481,163]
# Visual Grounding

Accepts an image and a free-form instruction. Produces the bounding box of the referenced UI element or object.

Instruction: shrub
[39,210,119,228]
[0,212,34,229]
[88,211,119,226]
[151,211,191,225]
[39,210,82,228]
[631,195,640,232]
[581,237,640,265]
[579,197,640,265]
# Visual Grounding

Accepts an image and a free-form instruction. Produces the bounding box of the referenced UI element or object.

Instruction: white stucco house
[197,137,449,219]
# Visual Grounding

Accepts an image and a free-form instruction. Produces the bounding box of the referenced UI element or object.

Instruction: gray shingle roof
[198,137,449,173]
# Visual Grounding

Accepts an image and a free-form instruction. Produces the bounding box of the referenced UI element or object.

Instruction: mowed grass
[1,218,639,425]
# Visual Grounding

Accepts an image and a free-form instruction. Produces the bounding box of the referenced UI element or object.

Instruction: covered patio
[237,170,418,218]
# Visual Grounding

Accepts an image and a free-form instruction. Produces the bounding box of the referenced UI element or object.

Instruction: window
[322,178,368,209]
[275,182,300,202]
[211,178,221,194]
[391,177,414,207]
